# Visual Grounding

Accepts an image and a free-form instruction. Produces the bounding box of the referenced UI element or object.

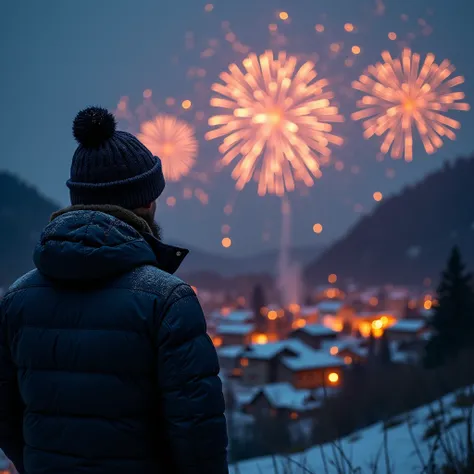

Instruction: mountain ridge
[0,171,324,287]
[304,155,474,286]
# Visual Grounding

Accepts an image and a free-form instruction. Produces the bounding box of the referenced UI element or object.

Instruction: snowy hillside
[231,387,474,473]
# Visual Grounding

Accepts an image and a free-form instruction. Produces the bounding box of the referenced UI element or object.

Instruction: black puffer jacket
[0,206,228,474]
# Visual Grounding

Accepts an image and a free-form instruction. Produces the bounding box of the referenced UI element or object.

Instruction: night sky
[1,0,473,256]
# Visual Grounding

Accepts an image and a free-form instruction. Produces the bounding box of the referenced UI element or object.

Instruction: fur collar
[50,205,188,275]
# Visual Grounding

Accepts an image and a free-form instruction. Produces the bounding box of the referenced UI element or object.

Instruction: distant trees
[378,330,392,367]
[251,284,266,332]
[424,246,474,368]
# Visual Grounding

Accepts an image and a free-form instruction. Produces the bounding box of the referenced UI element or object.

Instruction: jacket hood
[34,207,188,281]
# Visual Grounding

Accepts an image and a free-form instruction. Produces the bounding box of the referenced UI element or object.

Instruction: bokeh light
[313,223,323,234]
[373,191,383,201]
[222,237,232,248]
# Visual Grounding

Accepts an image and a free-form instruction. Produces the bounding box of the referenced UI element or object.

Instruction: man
[0,107,228,473]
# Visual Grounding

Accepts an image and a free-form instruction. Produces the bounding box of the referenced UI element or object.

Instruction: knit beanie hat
[67,106,165,209]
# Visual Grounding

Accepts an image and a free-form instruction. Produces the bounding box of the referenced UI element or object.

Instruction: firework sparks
[352,49,470,161]
[205,50,344,196]
[137,115,198,182]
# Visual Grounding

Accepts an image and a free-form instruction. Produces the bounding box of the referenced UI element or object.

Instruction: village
[192,277,436,433]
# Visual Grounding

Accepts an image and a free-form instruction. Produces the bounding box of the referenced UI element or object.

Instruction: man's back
[0,209,228,473]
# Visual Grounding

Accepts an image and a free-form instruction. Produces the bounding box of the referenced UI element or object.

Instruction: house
[290,323,338,350]
[217,309,254,325]
[241,382,321,420]
[334,341,369,365]
[385,319,427,342]
[237,340,304,385]
[352,311,398,338]
[276,349,345,390]
[317,300,354,332]
[298,305,319,325]
[217,345,244,374]
[214,323,255,346]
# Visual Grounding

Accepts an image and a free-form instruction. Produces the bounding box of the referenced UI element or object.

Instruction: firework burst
[352,48,470,161]
[137,115,198,181]
[205,50,344,196]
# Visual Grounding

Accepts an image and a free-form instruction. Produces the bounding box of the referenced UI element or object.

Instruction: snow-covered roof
[282,350,345,371]
[298,324,337,338]
[316,300,345,314]
[241,339,312,360]
[217,345,244,359]
[388,319,426,333]
[218,309,254,324]
[246,383,321,412]
[216,324,255,335]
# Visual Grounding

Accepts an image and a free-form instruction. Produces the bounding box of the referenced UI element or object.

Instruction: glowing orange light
[289,303,301,313]
[241,358,249,367]
[181,99,192,110]
[388,32,397,41]
[352,49,470,161]
[166,196,176,207]
[204,3,214,12]
[313,223,323,234]
[380,316,389,325]
[268,310,278,320]
[352,45,361,55]
[372,319,383,330]
[213,336,223,347]
[328,372,339,383]
[143,89,152,99]
[344,356,353,364]
[330,346,339,355]
[253,333,268,345]
[359,322,372,338]
[279,11,289,20]
[290,412,299,420]
[328,273,338,284]
[424,300,432,310]
[373,191,383,202]
[315,24,325,33]
[207,51,344,196]
[221,237,232,248]
[221,224,231,234]
[191,285,198,295]
[292,318,306,329]
[330,43,341,53]
[373,327,384,338]
[333,321,344,332]
[344,23,355,32]
[138,115,198,182]
[369,296,379,306]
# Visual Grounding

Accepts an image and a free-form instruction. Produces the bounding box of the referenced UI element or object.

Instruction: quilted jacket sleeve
[0,297,24,471]
[156,284,228,474]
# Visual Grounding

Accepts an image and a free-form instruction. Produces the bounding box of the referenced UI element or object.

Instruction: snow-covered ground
[231,387,474,473]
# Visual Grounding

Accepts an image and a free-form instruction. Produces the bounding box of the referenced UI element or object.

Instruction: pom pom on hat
[68,105,166,209]
[72,106,116,148]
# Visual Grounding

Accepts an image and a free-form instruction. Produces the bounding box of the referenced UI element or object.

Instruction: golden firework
[138,115,198,181]
[352,49,470,161]
[205,50,344,196]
